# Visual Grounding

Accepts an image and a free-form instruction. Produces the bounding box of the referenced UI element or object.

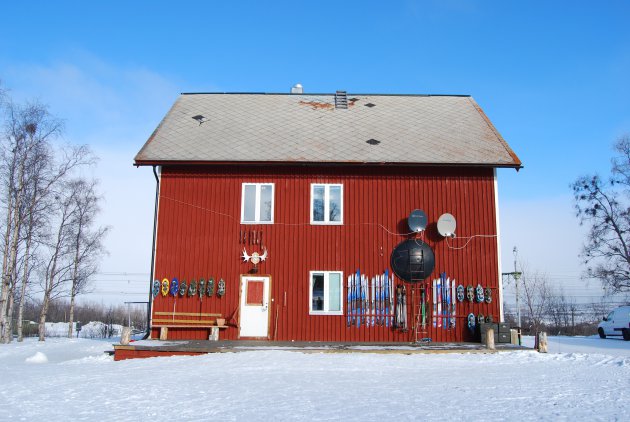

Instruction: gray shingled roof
[134,93,521,167]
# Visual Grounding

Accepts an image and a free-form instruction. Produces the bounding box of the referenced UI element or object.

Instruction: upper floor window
[311,184,343,224]
[241,183,274,224]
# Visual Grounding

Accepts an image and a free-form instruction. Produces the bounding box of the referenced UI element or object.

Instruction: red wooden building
[134,90,521,343]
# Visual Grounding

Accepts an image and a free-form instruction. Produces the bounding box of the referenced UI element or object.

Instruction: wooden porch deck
[113,340,528,361]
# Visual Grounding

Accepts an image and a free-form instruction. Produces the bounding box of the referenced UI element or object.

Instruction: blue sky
[1,1,629,303]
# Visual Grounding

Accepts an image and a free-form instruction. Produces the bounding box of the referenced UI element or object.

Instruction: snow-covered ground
[0,336,629,421]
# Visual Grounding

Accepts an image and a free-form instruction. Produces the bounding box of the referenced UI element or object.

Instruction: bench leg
[160,327,168,341]
[209,327,219,341]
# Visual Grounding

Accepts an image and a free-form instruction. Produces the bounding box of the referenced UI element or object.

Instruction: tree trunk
[39,201,66,342]
[1,158,27,343]
[5,292,14,342]
[17,236,34,342]
[0,158,17,343]
[38,291,50,342]
[68,225,82,338]
[16,292,26,342]
[67,287,76,338]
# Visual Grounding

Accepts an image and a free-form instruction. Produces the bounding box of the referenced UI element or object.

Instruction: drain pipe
[142,165,160,340]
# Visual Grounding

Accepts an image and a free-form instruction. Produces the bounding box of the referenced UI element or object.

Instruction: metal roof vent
[291,83,303,94]
[192,115,208,125]
[335,91,348,109]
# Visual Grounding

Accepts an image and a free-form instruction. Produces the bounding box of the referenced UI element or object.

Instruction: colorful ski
[389,272,394,327]
[421,284,426,330]
[437,278,442,328]
[452,278,456,329]
[432,278,437,328]
[374,274,383,326]
[394,285,401,328]
[401,285,407,330]
[384,269,390,328]
[361,274,368,325]
[347,274,352,327]
[356,270,362,328]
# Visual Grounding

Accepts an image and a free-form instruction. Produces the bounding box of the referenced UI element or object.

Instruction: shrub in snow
[25,352,48,364]
[44,321,123,338]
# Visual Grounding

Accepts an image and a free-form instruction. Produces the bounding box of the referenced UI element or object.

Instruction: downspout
[142,165,160,339]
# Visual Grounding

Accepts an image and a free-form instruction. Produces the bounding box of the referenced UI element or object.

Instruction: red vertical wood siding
[151,165,500,342]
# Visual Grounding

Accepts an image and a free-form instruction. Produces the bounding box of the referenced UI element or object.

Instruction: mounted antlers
[242,247,268,265]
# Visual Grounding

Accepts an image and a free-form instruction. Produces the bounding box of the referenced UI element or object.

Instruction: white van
[598,305,630,340]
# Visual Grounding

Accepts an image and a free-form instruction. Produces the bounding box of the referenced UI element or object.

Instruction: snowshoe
[161,278,170,297]
[466,285,474,302]
[207,278,215,296]
[152,280,160,298]
[456,285,464,302]
[217,278,226,297]
[198,279,206,298]
[179,280,187,296]
[477,313,484,325]
[170,278,179,296]
[467,313,476,331]
[485,315,493,323]
[475,284,484,303]
[484,287,492,304]
[188,279,197,296]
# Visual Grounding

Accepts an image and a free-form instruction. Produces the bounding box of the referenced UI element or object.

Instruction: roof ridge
[180,92,472,97]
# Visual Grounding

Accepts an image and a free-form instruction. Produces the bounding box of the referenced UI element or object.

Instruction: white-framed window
[309,271,343,315]
[241,183,274,224]
[310,183,343,224]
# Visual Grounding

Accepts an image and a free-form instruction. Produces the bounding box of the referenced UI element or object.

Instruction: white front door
[239,275,271,338]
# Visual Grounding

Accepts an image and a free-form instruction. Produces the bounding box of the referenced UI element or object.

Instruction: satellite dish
[437,213,457,237]
[390,239,435,283]
[408,209,428,232]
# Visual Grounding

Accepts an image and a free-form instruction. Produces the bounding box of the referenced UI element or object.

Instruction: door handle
[262,302,268,311]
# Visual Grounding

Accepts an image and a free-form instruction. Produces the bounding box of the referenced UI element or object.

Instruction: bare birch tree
[38,181,77,341]
[14,143,92,341]
[519,266,551,335]
[1,87,105,343]
[0,100,63,343]
[66,178,108,338]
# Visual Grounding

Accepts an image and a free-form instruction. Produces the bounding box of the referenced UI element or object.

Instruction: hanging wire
[445,234,498,250]
[162,194,498,247]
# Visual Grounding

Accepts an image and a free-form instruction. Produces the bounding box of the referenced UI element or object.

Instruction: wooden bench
[152,312,227,340]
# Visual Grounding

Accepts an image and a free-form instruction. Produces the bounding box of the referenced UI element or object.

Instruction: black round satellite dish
[390,239,435,283]
[408,209,428,232]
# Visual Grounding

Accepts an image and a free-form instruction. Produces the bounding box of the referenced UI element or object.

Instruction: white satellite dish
[437,213,457,237]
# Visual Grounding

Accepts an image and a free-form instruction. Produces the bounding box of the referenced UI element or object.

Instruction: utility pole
[502,247,522,345]
[514,246,520,329]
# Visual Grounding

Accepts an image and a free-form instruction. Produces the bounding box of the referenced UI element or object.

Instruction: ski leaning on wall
[429,272,457,331]
[346,269,395,329]
[393,284,408,331]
